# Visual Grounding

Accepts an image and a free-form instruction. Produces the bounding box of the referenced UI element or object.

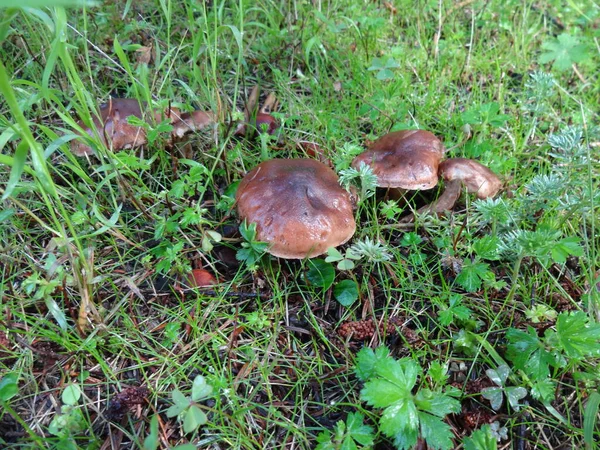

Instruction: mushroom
[351,129,445,190]
[70,98,214,156]
[236,159,356,259]
[401,157,502,221]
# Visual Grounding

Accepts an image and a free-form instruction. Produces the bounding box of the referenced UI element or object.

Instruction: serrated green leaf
[333,280,359,307]
[556,311,600,358]
[346,412,374,446]
[416,389,461,417]
[183,405,207,434]
[418,411,455,450]
[362,379,407,408]
[315,431,335,450]
[463,424,498,450]
[393,425,419,450]
[531,379,556,402]
[355,346,390,381]
[506,327,554,380]
[379,398,419,437]
[455,260,490,292]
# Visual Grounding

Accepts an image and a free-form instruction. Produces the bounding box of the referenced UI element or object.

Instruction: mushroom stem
[400,180,462,223]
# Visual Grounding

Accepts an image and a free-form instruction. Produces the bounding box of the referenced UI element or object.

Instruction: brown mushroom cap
[70,98,214,156]
[439,158,502,199]
[351,130,445,190]
[236,159,356,259]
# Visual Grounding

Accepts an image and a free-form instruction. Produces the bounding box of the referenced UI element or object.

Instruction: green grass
[1,0,599,449]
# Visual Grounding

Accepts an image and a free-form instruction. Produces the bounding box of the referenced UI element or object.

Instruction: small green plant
[460,102,510,130]
[338,162,378,203]
[505,311,600,401]
[462,424,498,450]
[315,412,375,450]
[356,346,460,450]
[326,246,361,270]
[48,384,87,448]
[480,365,527,411]
[348,238,391,264]
[538,33,590,71]
[437,294,473,327]
[236,220,269,268]
[367,56,400,80]
[379,200,403,220]
[166,375,213,435]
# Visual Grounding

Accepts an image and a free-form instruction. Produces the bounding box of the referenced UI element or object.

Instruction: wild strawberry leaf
[418,411,456,450]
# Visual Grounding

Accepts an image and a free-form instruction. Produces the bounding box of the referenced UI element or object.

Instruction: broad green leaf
[333,279,359,307]
[172,389,189,408]
[392,425,419,450]
[191,375,212,401]
[481,386,504,411]
[505,386,527,410]
[183,405,207,434]
[143,415,159,450]
[62,384,82,405]
[315,431,335,450]
[374,357,419,392]
[0,372,19,401]
[306,259,335,290]
[486,365,510,386]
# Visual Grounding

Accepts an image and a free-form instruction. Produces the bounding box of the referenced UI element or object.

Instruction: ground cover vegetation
[0,0,599,448]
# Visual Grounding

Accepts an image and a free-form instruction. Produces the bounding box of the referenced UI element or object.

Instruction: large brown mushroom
[236,159,356,259]
[351,129,445,190]
[70,98,214,156]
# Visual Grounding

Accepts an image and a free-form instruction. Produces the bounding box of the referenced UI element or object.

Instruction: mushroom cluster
[351,129,502,219]
[71,98,214,156]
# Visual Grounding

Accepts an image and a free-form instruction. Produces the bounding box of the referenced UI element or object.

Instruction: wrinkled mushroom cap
[351,130,445,190]
[236,159,356,259]
[439,158,502,199]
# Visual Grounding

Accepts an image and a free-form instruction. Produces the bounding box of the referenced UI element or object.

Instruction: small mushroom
[236,159,356,259]
[70,98,214,156]
[351,130,445,190]
[403,157,502,220]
